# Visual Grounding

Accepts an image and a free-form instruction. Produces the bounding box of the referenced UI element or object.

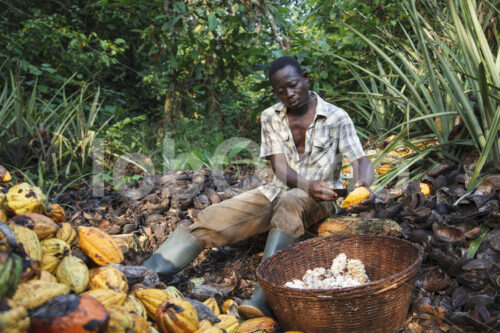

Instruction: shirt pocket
[277,131,293,159]
[309,136,337,164]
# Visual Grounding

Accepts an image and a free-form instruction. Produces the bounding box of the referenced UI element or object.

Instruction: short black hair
[268,56,302,80]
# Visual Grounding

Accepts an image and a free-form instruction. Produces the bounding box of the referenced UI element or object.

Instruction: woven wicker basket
[256,234,423,333]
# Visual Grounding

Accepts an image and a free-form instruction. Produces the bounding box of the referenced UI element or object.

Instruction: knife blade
[332,188,351,197]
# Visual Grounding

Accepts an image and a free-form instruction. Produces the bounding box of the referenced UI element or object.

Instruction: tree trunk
[257,0,288,50]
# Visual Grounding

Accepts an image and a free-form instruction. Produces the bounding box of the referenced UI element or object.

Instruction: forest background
[0,0,498,196]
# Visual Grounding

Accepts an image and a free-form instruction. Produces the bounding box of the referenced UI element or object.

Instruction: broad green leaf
[208,12,218,31]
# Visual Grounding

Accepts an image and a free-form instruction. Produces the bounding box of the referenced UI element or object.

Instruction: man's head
[268,56,310,111]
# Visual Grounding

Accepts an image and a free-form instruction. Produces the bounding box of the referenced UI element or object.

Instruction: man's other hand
[345,181,375,213]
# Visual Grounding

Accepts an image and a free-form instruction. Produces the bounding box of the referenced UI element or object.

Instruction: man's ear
[302,71,309,83]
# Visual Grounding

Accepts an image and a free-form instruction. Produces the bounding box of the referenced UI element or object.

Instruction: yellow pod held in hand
[340,186,371,209]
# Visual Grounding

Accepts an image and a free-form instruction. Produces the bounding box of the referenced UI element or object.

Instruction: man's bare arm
[352,156,374,188]
[268,154,338,201]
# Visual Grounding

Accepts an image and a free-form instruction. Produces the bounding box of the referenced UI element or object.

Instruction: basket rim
[256,234,423,296]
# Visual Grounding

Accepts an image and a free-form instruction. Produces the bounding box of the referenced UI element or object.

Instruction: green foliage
[1,0,497,194]
[324,0,499,189]
[0,74,109,181]
[0,0,155,111]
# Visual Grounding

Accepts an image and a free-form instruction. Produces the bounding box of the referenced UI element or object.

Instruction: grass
[324,0,499,191]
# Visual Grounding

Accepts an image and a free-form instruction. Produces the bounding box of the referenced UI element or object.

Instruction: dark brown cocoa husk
[423,266,451,292]
[452,286,471,308]
[464,295,495,311]
[205,188,221,204]
[464,226,481,239]
[456,270,490,291]
[375,201,402,218]
[483,230,500,251]
[433,224,465,245]
[428,163,456,177]
[408,229,433,246]
[462,259,491,271]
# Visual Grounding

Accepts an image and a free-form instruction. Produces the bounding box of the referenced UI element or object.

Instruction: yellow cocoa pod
[5,183,45,215]
[0,208,7,223]
[46,203,66,223]
[55,222,77,245]
[89,265,128,292]
[9,213,59,240]
[40,254,60,273]
[203,297,220,316]
[216,314,239,333]
[376,164,395,175]
[12,280,70,309]
[41,238,70,273]
[236,317,278,333]
[0,191,6,209]
[107,305,151,333]
[420,183,431,195]
[8,224,42,261]
[83,288,127,308]
[39,270,58,283]
[123,294,147,319]
[134,288,171,320]
[0,166,11,183]
[78,226,124,266]
[56,255,89,293]
[0,299,30,333]
[221,299,239,317]
[41,238,71,257]
[198,320,213,330]
[340,186,371,209]
[156,297,199,333]
[195,326,226,333]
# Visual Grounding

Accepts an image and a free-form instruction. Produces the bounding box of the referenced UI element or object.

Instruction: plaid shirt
[258,92,365,202]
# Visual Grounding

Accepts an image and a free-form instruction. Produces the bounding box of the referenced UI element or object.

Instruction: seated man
[143,55,375,318]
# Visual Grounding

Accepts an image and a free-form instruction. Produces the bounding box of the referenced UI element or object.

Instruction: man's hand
[348,156,375,213]
[345,181,375,213]
[308,180,339,202]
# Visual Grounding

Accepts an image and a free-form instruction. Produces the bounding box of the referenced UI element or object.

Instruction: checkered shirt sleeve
[260,108,284,158]
[337,111,365,162]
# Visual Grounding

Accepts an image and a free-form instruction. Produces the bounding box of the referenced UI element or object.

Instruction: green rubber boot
[142,227,203,280]
[238,229,297,319]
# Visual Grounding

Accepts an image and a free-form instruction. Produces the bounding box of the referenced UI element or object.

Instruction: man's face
[270,65,310,110]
